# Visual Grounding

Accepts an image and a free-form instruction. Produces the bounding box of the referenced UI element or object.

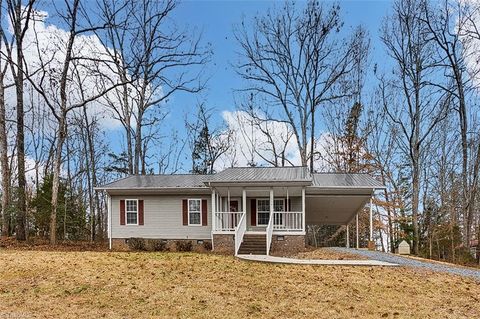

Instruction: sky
[14,0,395,174]
[169,0,392,121]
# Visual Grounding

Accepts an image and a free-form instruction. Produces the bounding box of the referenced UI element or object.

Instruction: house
[95,167,385,255]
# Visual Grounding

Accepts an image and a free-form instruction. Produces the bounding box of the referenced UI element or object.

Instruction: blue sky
[170,0,392,119]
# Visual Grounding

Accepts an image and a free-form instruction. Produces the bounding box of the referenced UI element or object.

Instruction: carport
[305,173,386,248]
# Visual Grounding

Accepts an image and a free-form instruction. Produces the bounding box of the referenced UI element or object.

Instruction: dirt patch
[276,247,369,260]
[0,237,108,251]
[0,250,479,318]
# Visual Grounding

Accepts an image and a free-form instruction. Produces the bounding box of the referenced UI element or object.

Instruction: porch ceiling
[305,194,371,225]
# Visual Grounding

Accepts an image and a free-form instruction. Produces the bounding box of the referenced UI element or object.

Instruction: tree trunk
[0,79,9,237]
[13,2,27,241]
[50,115,67,245]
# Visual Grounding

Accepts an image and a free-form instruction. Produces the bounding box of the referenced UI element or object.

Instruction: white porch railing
[214,212,243,231]
[273,211,303,232]
[266,212,274,255]
[234,212,246,256]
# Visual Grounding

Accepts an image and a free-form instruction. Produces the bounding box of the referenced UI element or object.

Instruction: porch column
[242,188,247,213]
[356,213,359,249]
[346,224,350,248]
[211,189,216,231]
[107,193,112,250]
[269,187,274,218]
[369,197,373,242]
[301,187,306,232]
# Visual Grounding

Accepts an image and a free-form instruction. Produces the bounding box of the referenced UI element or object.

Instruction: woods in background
[0,0,480,265]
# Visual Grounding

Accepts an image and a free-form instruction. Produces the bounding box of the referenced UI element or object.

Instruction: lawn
[0,250,479,318]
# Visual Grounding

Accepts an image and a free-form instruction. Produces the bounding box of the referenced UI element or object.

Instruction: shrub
[203,241,212,251]
[127,238,146,251]
[148,239,168,252]
[175,240,193,252]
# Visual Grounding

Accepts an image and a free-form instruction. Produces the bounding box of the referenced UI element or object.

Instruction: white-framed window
[257,198,285,226]
[188,199,202,226]
[257,199,270,226]
[126,199,138,225]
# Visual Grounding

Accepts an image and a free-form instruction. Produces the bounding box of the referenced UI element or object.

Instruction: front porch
[210,186,306,255]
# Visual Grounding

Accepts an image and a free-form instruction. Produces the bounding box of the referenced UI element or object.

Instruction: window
[257,199,285,226]
[257,199,270,226]
[126,199,138,225]
[188,199,201,226]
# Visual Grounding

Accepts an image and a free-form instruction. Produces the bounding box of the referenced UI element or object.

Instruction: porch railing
[273,211,303,232]
[234,212,246,256]
[266,212,274,255]
[214,212,243,231]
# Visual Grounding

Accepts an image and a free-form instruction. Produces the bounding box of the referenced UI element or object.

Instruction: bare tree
[381,0,450,254]
[235,1,358,172]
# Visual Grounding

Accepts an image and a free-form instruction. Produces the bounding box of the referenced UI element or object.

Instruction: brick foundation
[271,235,306,256]
[212,234,235,254]
[111,238,212,252]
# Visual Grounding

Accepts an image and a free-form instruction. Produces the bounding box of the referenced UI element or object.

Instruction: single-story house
[95,167,385,255]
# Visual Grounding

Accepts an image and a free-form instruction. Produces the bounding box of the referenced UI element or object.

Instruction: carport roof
[311,173,385,189]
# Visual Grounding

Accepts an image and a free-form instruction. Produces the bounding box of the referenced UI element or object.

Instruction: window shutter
[182,199,188,225]
[287,199,291,212]
[202,199,208,226]
[251,199,256,226]
[138,200,144,225]
[120,200,126,225]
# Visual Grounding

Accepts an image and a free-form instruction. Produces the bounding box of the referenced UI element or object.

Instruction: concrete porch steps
[238,234,266,255]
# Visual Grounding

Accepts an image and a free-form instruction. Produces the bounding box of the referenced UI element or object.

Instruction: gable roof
[312,173,385,189]
[206,166,311,184]
[98,174,208,190]
[96,167,385,191]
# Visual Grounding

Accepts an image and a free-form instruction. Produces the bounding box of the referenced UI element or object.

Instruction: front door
[229,200,239,229]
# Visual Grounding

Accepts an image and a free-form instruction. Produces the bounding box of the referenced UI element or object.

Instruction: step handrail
[234,212,246,256]
[266,212,274,255]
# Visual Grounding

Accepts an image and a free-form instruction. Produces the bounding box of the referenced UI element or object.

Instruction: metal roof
[312,173,384,189]
[206,167,311,184]
[96,168,385,191]
[97,174,208,190]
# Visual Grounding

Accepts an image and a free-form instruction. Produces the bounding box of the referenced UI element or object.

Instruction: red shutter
[138,200,144,225]
[202,199,208,226]
[120,200,126,225]
[182,199,188,225]
[251,199,256,226]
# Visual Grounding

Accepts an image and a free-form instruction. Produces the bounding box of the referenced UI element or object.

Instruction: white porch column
[107,193,112,250]
[302,187,306,232]
[356,213,359,249]
[369,196,373,242]
[269,187,274,217]
[227,188,231,209]
[211,189,216,232]
[346,224,350,248]
[242,188,247,213]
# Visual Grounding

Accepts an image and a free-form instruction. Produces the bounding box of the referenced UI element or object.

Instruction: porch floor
[237,254,398,266]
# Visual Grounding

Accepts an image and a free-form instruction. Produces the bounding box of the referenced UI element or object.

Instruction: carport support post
[346,224,350,248]
[356,213,359,249]
[369,197,373,241]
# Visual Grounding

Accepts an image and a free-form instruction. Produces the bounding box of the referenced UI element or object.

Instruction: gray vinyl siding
[111,195,212,240]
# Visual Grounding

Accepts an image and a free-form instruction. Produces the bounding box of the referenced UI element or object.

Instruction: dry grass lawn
[0,250,479,319]
[283,247,369,260]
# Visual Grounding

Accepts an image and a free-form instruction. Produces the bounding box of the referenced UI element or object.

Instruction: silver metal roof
[96,168,384,191]
[206,167,311,183]
[312,173,385,189]
[97,174,208,190]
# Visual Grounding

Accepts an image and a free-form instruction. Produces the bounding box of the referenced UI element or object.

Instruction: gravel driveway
[330,247,480,281]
